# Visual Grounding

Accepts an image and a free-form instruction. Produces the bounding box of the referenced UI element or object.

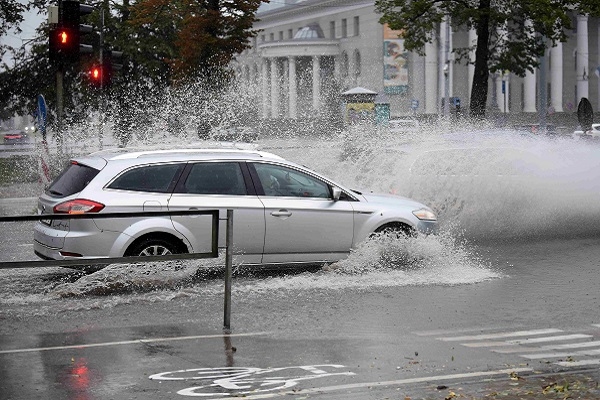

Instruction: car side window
[253,163,330,198]
[108,163,183,193]
[182,162,247,195]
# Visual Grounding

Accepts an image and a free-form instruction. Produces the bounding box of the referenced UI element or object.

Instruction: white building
[234,0,599,123]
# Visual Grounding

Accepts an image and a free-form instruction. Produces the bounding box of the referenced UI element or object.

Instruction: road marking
[462,341,520,348]
[506,334,593,344]
[493,340,600,354]
[201,368,533,399]
[522,348,600,360]
[413,326,519,337]
[437,328,562,342]
[0,331,270,354]
[555,359,600,367]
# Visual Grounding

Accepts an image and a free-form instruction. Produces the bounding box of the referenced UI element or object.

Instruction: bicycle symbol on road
[149,364,356,397]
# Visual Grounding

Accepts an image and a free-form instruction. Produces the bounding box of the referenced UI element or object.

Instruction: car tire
[374,222,415,238]
[125,237,182,257]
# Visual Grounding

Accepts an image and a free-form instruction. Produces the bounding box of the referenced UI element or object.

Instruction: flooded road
[1,129,600,399]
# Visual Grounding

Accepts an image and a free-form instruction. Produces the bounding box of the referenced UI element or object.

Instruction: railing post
[223,209,233,333]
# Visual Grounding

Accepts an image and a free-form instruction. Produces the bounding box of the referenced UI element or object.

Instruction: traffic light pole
[56,66,64,155]
[98,8,104,150]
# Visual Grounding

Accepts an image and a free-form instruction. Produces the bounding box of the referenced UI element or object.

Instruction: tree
[127,0,265,83]
[375,0,600,119]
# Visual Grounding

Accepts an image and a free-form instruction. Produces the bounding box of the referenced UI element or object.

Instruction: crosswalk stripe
[555,359,600,367]
[463,334,593,348]
[506,334,593,344]
[493,340,600,354]
[413,326,518,337]
[437,328,563,342]
[522,348,600,360]
[462,341,519,348]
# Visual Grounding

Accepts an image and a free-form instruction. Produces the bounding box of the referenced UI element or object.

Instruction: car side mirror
[332,186,342,201]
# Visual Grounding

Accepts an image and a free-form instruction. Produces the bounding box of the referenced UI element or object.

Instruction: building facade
[234,0,600,122]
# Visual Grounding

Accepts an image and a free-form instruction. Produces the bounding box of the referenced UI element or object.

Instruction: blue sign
[411,99,419,109]
[501,81,506,94]
[36,94,47,138]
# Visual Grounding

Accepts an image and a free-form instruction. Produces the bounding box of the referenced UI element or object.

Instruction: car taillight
[54,199,105,214]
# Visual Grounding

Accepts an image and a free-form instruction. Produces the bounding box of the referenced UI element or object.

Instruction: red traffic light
[59,30,69,44]
[91,67,101,80]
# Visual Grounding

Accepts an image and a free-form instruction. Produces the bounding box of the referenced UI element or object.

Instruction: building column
[523,69,536,113]
[468,28,476,102]
[261,59,269,118]
[425,35,438,114]
[576,14,589,102]
[289,56,297,119]
[550,42,564,112]
[270,58,279,117]
[439,17,453,114]
[312,55,321,111]
[523,20,536,113]
[496,72,510,113]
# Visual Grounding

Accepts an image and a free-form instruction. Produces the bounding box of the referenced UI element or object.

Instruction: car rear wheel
[125,237,182,257]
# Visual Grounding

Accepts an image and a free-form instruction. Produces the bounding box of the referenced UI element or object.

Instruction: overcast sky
[1,8,45,67]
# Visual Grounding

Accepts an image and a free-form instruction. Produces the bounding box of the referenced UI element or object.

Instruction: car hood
[359,192,429,209]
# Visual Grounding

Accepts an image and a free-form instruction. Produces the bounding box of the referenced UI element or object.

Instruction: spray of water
[17,79,600,303]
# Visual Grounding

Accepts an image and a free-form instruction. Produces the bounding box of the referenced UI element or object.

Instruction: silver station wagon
[34,149,437,268]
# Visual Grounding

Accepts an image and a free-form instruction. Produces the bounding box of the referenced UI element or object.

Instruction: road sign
[411,99,419,109]
[36,94,47,138]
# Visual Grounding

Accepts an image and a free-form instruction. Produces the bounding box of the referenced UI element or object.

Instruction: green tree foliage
[127,0,264,83]
[375,0,600,119]
[0,0,266,126]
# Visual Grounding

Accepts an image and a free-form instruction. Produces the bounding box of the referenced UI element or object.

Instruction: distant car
[388,119,420,134]
[573,123,600,139]
[516,124,557,134]
[3,130,28,144]
[211,126,259,142]
[34,148,437,268]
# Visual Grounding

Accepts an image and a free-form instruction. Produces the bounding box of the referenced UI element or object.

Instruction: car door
[249,162,354,264]
[168,161,265,265]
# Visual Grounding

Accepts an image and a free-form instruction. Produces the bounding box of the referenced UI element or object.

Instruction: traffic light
[49,1,95,63]
[49,26,78,61]
[88,64,106,87]
[88,61,114,88]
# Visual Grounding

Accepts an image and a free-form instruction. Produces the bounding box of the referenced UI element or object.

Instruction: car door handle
[271,210,292,217]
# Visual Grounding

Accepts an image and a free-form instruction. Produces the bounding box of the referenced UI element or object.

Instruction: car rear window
[108,163,183,193]
[46,162,100,198]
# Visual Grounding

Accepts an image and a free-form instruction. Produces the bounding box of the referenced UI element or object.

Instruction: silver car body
[34,149,437,267]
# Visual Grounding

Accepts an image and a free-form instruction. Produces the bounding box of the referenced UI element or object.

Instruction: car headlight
[413,208,437,221]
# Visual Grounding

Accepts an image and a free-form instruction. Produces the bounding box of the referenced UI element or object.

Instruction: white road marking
[522,349,600,360]
[0,331,271,354]
[506,334,593,344]
[413,326,519,337]
[493,340,600,354]
[462,341,520,348]
[201,368,533,400]
[437,328,563,342]
[555,359,600,367]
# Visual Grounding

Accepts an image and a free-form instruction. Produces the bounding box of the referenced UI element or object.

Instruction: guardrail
[0,208,235,330]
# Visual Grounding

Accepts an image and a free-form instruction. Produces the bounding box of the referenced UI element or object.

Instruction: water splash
[10,81,599,310]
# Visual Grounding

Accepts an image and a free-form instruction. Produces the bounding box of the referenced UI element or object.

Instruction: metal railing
[0,208,235,330]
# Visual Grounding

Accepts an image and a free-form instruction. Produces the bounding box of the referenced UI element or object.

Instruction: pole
[223,209,233,332]
[98,9,104,150]
[56,67,64,156]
